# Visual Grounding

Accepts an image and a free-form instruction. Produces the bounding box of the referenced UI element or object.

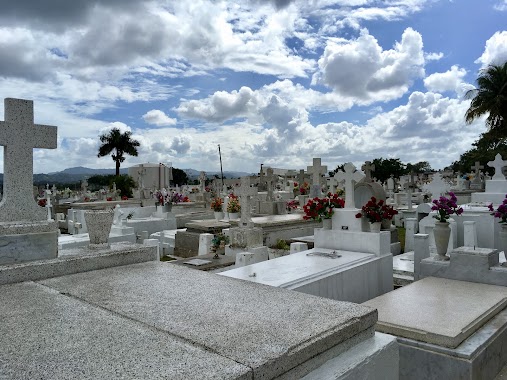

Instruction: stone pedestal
[332,209,364,232]
[0,220,58,265]
[174,220,230,258]
[471,179,507,204]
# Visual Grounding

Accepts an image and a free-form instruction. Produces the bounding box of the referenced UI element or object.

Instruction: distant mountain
[183,168,254,179]
[0,166,254,186]
[49,166,128,175]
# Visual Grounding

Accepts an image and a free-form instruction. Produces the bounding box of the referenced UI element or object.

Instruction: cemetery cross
[238,177,258,228]
[487,153,507,181]
[334,162,365,208]
[307,158,327,198]
[265,167,276,201]
[361,161,375,183]
[0,98,57,222]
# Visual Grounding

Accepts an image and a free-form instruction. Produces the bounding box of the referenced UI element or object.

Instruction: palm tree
[97,128,140,176]
[465,62,507,135]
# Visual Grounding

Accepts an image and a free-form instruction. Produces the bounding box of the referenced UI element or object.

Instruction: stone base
[235,248,269,267]
[259,201,286,215]
[397,307,507,380]
[229,226,263,248]
[471,191,507,205]
[332,209,364,232]
[0,220,58,265]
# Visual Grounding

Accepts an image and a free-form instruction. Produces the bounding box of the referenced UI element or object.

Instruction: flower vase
[499,224,507,257]
[158,203,172,213]
[84,209,114,248]
[381,219,391,230]
[322,218,332,230]
[433,221,451,260]
[229,212,239,220]
[214,211,224,221]
[369,222,381,233]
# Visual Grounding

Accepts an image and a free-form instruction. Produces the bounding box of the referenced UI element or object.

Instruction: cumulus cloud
[98,121,132,135]
[313,28,425,104]
[142,110,177,127]
[423,65,467,94]
[169,135,192,154]
[494,0,507,11]
[475,31,507,68]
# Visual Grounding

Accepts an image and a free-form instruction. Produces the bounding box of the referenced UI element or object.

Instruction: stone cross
[297,169,306,187]
[264,167,276,201]
[45,190,53,221]
[199,171,206,192]
[361,161,375,183]
[307,158,327,197]
[327,176,340,193]
[334,163,365,208]
[487,153,507,181]
[471,161,484,178]
[0,98,57,222]
[238,177,258,228]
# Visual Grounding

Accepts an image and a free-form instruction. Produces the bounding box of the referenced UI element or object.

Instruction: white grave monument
[334,162,365,231]
[0,98,58,264]
[471,153,507,205]
[307,158,327,198]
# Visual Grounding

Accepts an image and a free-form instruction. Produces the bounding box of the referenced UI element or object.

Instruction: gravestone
[361,161,375,183]
[238,176,257,228]
[355,161,386,209]
[307,158,327,198]
[470,161,485,190]
[423,173,450,199]
[471,153,507,204]
[264,167,276,202]
[0,98,58,264]
[199,171,206,193]
[334,163,365,232]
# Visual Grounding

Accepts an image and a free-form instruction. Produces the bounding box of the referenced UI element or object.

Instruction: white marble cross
[487,153,507,181]
[471,161,484,177]
[0,98,57,222]
[361,161,375,183]
[238,176,258,227]
[297,169,306,186]
[307,158,327,197]
[334,163,365,208]
[264,167,276,201]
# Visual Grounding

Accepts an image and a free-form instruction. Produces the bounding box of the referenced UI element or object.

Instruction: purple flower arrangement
[488,195,507,223]
[431,192,463,222]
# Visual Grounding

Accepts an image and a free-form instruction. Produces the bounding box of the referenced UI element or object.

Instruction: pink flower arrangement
[431,192,463,222]
[488,195,507,223]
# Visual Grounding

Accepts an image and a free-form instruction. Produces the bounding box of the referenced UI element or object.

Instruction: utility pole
[218,144,224,189]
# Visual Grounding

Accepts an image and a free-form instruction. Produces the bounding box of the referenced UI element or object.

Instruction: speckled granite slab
[363,277,507,348]
[38,261,377,379]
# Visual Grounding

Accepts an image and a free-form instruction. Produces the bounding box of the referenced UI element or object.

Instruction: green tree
[371,158,407,183]
[406,161,433,174]
[87,174,136,197]
[97,128,140,176]
[465,62,507,135]
[451,130,507,175]
[172,168,188,186]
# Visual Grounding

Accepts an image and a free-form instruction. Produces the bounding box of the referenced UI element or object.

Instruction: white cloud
[425,52,444,61]
[476,31,507,68]
[142,110,177,127]
[494,0,507,11]
[423,65,467,94]
[313,28,425,104]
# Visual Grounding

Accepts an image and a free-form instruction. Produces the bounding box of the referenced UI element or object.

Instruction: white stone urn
[84,209,114,248]
[369,222,381,233]
[499,224,507,256]
[433,221,451,260]
[229,212,239,220]
[214,211,224,221]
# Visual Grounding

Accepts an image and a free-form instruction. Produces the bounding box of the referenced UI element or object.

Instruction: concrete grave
[472,153,507,204]
[0,262,399,379]
[364,276,507,379]
[0,98,58,264]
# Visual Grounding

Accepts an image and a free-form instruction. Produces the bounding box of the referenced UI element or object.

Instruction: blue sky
[0,0,506,175]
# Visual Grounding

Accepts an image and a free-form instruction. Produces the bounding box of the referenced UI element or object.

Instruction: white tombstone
[333,163,365,232]
[307,158,327,198]
[423,173,450,199]
[463,221,478,247]
[198,233,214,256]
[361,161,375,183]
[0,98,58,264]
[264,168,276,202]
[238,176,258,228]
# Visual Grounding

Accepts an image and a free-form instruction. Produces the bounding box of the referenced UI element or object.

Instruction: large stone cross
[264,167,276,201]
[238,176,258,228]
[471,161,484,177]
[334,163,365,208]
[297,169,306,187]
[0,98,57,222]
[361,161,375,183]
[487,153,507,181]
[199,171,206,192]
[307,158,327,197]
